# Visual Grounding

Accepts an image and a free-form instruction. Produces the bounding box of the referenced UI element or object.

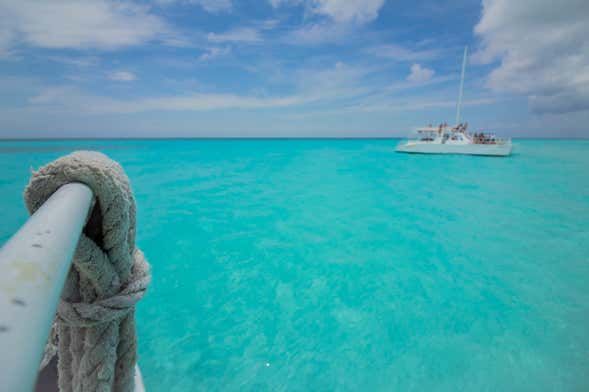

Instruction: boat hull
[396,142,512,156]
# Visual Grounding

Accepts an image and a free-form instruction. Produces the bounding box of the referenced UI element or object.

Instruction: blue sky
[0,0,587,138]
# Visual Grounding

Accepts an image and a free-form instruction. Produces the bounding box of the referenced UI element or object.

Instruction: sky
[0,0,588,138]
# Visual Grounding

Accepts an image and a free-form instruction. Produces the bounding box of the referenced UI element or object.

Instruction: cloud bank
[0,0,168,55]
[474,0,589,114]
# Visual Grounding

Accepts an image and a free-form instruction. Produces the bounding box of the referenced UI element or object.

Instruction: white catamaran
[396,47,512,156]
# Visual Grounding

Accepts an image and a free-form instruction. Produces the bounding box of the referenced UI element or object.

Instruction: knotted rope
[25,151,150,392]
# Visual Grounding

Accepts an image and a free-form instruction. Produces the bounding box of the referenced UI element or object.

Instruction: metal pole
[455,46,468,125]
[0,183,93,392]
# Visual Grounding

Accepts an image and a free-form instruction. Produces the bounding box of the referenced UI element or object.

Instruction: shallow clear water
[1,139,589,391]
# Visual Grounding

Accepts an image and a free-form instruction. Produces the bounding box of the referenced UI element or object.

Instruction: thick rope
[25,151,150,392]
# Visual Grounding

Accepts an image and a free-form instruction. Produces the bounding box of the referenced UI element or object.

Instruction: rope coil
[25,151,150,392]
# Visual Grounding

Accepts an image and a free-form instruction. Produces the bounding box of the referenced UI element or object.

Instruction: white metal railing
[0,183,94,392]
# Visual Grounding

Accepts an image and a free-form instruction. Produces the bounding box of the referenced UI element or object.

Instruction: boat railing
[491,137,511,145]
[471,135,511,145]
[0,183,145,392]
[0,183,94,391]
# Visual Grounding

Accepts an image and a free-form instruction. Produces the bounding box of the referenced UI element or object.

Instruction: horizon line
[1,136,588,141]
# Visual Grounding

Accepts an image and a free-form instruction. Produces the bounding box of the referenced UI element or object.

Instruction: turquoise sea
[1,139,589,391]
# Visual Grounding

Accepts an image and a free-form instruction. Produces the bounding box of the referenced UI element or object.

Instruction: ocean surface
[1,139,589,391]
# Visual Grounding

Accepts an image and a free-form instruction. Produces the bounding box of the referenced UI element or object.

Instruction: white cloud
[380,74,454,95]
[108,71,137,82]
[406,64,435,83]
[259,19,281,30]
[0,28,17,58]
[311,0,385,24]
[295,61,372,99]
[270,0,385,24]
[268,0,289,6]
[198,47,231,61]
[26,62,375,115]
[207,28,262,43]
[193,0,232,13]
[24,58,458,120]
[29,86,73,104]
[367,44,441,62]
[360,98,498,113]
[474,0,589,114]
[0,0,169,53]
[156,0,232,13]
[285,22,351,45]
[47,56,99,67]
[273,0,385,46]
[28,86,309,114]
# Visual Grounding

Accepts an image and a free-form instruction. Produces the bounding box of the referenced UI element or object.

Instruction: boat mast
[455,46,468,125]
